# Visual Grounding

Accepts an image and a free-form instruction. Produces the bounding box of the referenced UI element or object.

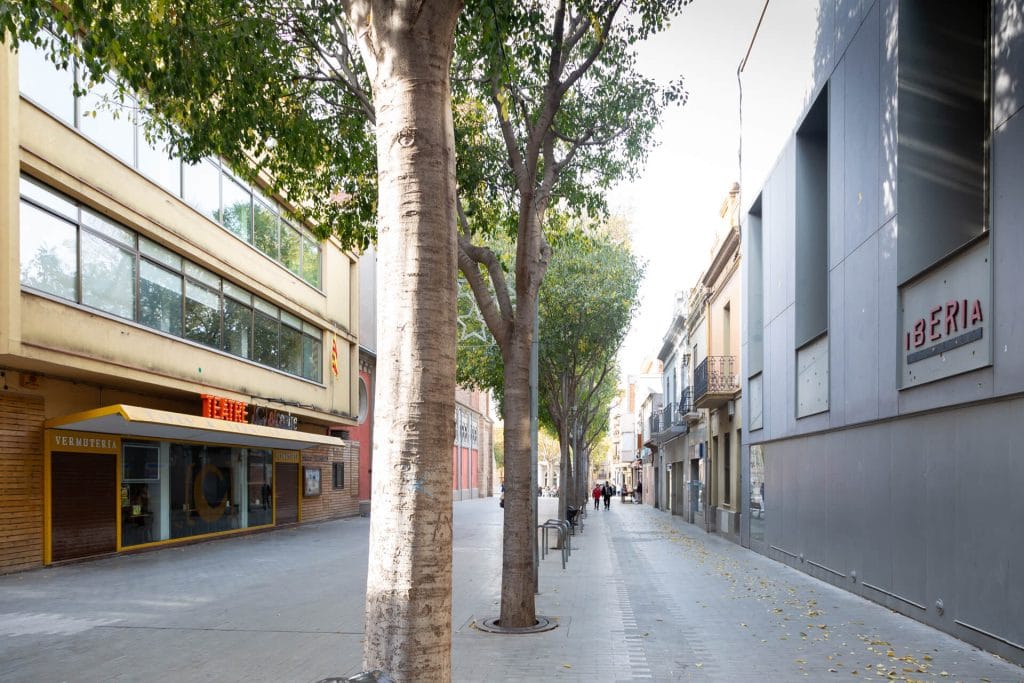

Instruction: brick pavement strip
[0,497,1021,682]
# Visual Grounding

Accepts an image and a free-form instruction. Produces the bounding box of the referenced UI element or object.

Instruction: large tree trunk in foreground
[499,311,538,626]
[359,2,462,680]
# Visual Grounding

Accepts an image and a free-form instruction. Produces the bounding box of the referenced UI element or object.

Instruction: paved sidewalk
[0,496,1020,682]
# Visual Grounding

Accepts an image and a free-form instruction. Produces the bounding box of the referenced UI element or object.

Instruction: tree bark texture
[499,310,538,626]
[358,2,462,681]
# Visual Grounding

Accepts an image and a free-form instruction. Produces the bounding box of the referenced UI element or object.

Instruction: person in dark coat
[602,481,612,509]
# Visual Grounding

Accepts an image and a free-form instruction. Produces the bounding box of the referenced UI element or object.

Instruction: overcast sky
[610,0,767,379]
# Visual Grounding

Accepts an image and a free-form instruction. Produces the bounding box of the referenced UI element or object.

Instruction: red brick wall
[300,442,361,522]
[0,393,44,573]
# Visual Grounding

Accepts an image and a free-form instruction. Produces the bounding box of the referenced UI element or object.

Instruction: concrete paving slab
[0,496,1020,682]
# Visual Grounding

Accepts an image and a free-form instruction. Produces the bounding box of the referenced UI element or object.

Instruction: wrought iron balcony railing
[693,356,739,408]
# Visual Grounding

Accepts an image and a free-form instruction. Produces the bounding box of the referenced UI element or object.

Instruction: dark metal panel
[275,463,298,524]
[51,452,116,562]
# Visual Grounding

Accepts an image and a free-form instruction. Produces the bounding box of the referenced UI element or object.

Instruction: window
[184,280,221,348]
[301,237,321,288]
[280,222,301,275]
[254,303,280,368]
[183,159,221,223]
[78,77,136,163]
[140,260,183,335]
[18,36,75,124]
[19,37,324,289]
[247,450,273,527]
[221,176,252,242]
[18,176,324,381]
[333,461,345,489]
[897,1,988,282]
[795,87,828,348]
[19,201,78,300]
[223,289,253,359]
[81,231,136,320]
[137,117,181,195]
[254,199,279,259]
[302,329,323,383]
[746,195,764,377]
[280,314,304,377]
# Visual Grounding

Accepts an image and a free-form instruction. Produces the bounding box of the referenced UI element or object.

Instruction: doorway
[274,462,299,524]
[51,452,116,561]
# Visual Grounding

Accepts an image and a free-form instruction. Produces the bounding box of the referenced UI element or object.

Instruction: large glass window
[280,316,304,377]
[78,77,136,163]
[750,444,766,544]
[183,160,221,223]
[302,329,322,382]
[221,176,252,242]
[280,223,301,275]
[18,37,75,124]
[301,237,321,288]
[254,199,279,259]
[223,294,253,358]
[140,260,183,335]
[19,202,78,300]
[185,280,221,348]
[20,44,324,289]
[137,118,181,195]
[18,176,323,381]
[81,231,136,319]
[247,450,273,528]
[168,444,239,539]
[121,441,162,547]
[254,308,279,368]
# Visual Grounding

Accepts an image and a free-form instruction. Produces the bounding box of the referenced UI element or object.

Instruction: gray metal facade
[741,0,1024,664]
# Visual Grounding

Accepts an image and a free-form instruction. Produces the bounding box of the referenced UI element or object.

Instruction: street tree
[453,0,687,627]
[2,1,462,679]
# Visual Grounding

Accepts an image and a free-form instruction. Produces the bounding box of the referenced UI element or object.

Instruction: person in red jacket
[591,483,602,510]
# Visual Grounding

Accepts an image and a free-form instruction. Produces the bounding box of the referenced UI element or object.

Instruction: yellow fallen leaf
[562,664,572,669]
[923,655,933,661]
[695,663,703,668]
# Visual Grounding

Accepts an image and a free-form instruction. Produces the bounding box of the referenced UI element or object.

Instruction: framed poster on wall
[303,467,322,497]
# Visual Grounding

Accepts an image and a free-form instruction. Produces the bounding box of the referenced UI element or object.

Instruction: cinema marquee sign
[899,239,991,388]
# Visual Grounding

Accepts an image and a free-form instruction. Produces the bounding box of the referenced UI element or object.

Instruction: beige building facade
[0,40,361,572]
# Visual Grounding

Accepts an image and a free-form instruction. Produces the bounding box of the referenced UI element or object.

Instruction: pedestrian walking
[592,484,602,510]
[602,481,612,510]
[635,480,642,504]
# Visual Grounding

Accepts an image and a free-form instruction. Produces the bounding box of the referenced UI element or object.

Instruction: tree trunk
[361,3,462,680]
[500,310,538,627]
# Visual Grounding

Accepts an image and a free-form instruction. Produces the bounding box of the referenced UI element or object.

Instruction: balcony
[679,386,700,424]
[693,356,740,409]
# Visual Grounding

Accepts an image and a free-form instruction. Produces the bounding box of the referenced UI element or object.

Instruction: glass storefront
[119,440,276,548]
[749,444,766,543]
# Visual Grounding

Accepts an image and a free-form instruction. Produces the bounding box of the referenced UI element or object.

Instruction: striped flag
[331,334,339,377]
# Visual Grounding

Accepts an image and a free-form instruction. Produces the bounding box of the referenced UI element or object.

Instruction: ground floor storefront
[1,391,358,572]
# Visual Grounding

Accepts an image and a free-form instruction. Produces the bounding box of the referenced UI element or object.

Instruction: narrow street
[0,497,1019,682]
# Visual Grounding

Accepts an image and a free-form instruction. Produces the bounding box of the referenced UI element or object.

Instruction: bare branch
[456,205,514,346]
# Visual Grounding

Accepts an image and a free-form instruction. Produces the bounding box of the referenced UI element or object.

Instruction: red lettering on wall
[912,319,926,348]
[970,299,983,326]
[944,299,960,335]
[928,305,943,341]
[962,299,968,329]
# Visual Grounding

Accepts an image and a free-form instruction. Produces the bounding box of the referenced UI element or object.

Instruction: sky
[610,0,768,379]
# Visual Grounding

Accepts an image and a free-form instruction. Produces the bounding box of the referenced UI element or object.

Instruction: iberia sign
[899,239,991,389]
[904,298,983,364]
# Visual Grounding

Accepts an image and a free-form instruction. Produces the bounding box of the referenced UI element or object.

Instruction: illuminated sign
[201,394,248,423]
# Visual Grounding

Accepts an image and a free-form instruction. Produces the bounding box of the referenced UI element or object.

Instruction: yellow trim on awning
[44,404,341,451]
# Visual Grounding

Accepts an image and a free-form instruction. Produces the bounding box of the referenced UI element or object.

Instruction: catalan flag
[330,334,339,377]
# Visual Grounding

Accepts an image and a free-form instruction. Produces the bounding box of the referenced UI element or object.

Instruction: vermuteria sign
[899,238,991,388]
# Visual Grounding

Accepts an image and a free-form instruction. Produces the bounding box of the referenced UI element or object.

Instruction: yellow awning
[45,405,342,451]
